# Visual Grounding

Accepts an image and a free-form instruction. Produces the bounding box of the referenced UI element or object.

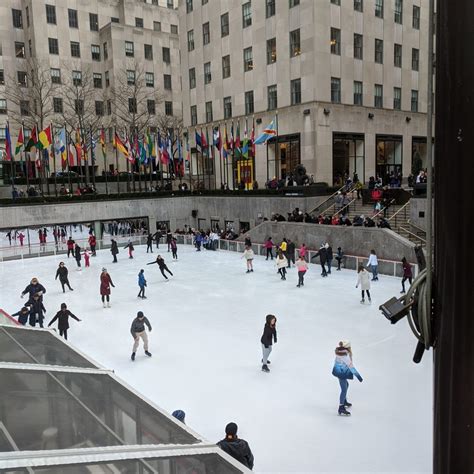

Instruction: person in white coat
[356,265,372,303]
[276,249,288,280]
[367,249,379,281]
[241,245,254,273]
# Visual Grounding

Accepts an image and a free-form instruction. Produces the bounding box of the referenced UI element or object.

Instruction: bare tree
[156,114,184,160]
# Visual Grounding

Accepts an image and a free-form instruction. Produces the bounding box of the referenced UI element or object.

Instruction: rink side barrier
[0,234,417,278]
[0,309,20,326]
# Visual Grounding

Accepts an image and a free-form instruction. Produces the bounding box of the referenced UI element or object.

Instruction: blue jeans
[338,378,349,405]
[327,258,332,273]
[370,265,378,280]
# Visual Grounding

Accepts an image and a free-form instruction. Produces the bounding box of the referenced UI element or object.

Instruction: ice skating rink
[0,245,432,473]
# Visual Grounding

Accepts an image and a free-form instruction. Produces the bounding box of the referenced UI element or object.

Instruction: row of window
[11,6,178,33]
[331,30,420,70]
[331,78,419,112]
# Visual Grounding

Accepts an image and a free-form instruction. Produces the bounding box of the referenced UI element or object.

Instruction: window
[411,89,418,112]
[127,70,136,85]
[204,62,212,84]
[245,90,254,115]
[25,6,29,27]
[413,5,420,29]
[375,0,383,18]
[267,84,277,110]
[187,30,195,51]
[331,28,340,55]
[331,77,341,103]
[154,21,161,31]
[105,71,110,87]
[0,70,4,85]
[412,48,419,71]
[70,41,80,58]
[221,13,229,37]
[353,81,363,105]
[243,47,253,71]
[164,74,172,90]
[72,70,82,86]
[75,99,84,114]
[189,68,196,88]
[125,41,134,57]
[145,72,154,87]
[205,101,213,122]
[222,55,231,78]
[224,96,232,118]
[48,38,59,55]
[147,100,156,115]
[354,0,363,12]
[17,71,27,87]
[111,17,119,23]
[68,9,78,28]
[354,34,363,59]
[51,68,61,84]
[290,29,301,57]
[46,4,56,24]
[291,78,301,105]
[394,0,403,24]
[290,0,300,6]
[375,39,383,64]
[89,13,99,31]
[15,42,25,58]
[128,98,137,114]
[266,0,276,18]
[144,44,153,60]
[394,43,402,67]
[93,73,102,88]
[171,24,178,34]
[95,101,104,116]
[91,44,100,61]
[202,0,209,4]
[331,0,341,4]
[135,17,143,28]
[103,42,108,60]
[28,39,32,56]
[167,0,174,8]
[190,105,197,125]
[393,87,401,110]
[0,99,7,114]
[203,22,210,45]
[267,38,277,64]
[162,47,170,63]
[374,84,383,108]
[242,2,252,28]
[20,100,29,116]
[186,0,193,13]
[12,9,23,28]
[165,101,173,116]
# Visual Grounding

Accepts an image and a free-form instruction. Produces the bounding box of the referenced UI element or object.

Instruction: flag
[223,125,229,159]
[185,133,190,162]
[213,127,221,150]
[99,128,106,159]
[251,120,256,157]
[167,135,173,165]
[114,132,130,160]
[139,140,148,164]
[201,129,208,152]
[195,130,202,153]
[68,143,76,166]
[145,129,153,158]
[37,125,52,150]
[254,119,277,145]
[156,132,162,165]
[55,128,67,164]
[24,126,37,151]
[160,135,170,165]
[242,122,249,159]
[5,124,12,161]
[176,138,184,177]
[204,128,210,156]
[235,121,241,152]
[15,127,24,156]
[229,122,234,150]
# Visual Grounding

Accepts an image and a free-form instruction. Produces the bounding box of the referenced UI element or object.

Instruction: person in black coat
[326,243,333,274]
[110,239,119,263]
[261,314,277,373]
[286,239,296,268]
[21,278,46,301]
[146,255,173,280]
[166,231,173,252]
[311,245,328,277]
[217,422,254,470]
[26,293,46,327]
[146,233,154,253]
[155,230,162,249]
[74,243,82,268]
[48,303,81,340]
[11,307,30,325]
[55,262,74,292]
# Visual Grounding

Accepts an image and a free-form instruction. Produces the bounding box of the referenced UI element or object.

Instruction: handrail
[308,184,356,215]
[399,225,427,245]
[387,200,410,221]
[332,197,357,217]
[406,219,427,236]
[372,198,396,220]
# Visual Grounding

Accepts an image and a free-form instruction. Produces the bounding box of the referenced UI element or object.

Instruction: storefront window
[267,134,300,183]
[332,133,365,185]
[376,135,402,185]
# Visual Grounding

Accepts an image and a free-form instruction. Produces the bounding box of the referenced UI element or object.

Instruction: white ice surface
[0,245,432,474]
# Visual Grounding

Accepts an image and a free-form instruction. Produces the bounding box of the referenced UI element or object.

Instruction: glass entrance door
[332,133,365,185]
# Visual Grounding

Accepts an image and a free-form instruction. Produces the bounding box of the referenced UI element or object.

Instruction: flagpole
[137,133,142,192]
[89,124,96,192]
[65,125,72,193]
[275,111,279,181]
[212,125,217,190]
[21,121,29,191]
[102,127,108,195]
[252,115,256,189]
[51,123,57,197]
[7,122,14,193]
[115,127,120,194]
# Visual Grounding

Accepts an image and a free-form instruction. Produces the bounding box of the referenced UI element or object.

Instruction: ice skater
[264,237,274,260]
[74,243,82,269]
[276,249,287,280]
[124,240,134,259]
[146,232,154,253]
[21,278,46,301]
[137,269,147,299]
[147,255,173,280]
[401,257,413,293]
[287,239,296,268]
[325,242,333,274]
[55,262,74,292]
[88,234,97,256]
[311,244,328,277]
[110,239,119,263]
[11,306,30,325]
[356,265,371,303]
[66,237,75,257]
[170,237,178,259]
[48,303,81,340]
[298,243,307,261]
[100,267,115,308]
[260,314,277,373]
[18,232,25,246]
[332,341,363,416]
[166,230,173,252]
[296,255,308,287]
[26,293,46,328]
[242,245,254,273]
[367,249,379,281]
[130,311,152,361]
[83,248,91,267]
[217,422,254,470]
[335,247,344,270]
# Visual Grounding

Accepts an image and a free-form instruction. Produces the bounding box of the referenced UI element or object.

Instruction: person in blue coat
[332,340,363,416]
[20,278,46,301]
[137,269,147,299]
[194,232,203,251]
[11,307,30,325]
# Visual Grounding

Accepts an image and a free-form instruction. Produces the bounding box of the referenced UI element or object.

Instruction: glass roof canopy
[0,325,249,473]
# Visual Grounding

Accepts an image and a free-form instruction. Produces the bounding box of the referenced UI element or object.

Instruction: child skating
[26,293,46,328]
[130,311,152,361]
[83,248,91,267]
[356,265,371,303]
[124,240,134,259]
[296,255,308,287]
[11,306,30,325]
[137,269,147,299]
[242,245,254,273]
[260,314,277,372]
[276,250,287,280]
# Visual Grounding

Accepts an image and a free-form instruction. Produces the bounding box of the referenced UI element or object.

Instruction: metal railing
[332,197,357,217]
[387,200,411,228]
[372,199,396,220]
[308,184,357,215]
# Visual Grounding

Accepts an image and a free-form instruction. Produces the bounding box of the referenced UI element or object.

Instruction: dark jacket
[260,315,277,348]
[287,241,296,255]
[48,309,80,331]
[217,437,254,470]
[74,246,81,260]
[312,247,328,264]
[130,316,152,337]
[12,309,29,325]
[146,234,153,245]
[26,299,46,326]
[326,246,333,260]
[21,283,46,299]
[55,266,69,281]
[111,241,119,255]
[147,257,167,269]
[402,262,413,278]
[124,242,135,251]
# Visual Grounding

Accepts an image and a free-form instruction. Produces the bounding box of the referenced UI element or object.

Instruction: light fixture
[368,113,374,119]
[323,108,330,115]
[256,118,262,124]
[303,109,311,115]
[406,116,411,123]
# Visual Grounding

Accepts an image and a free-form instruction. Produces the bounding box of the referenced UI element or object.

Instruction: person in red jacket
[401,257,413,294]
[66,237,75,258]
[100,268,115,308]
[88,234,97,256]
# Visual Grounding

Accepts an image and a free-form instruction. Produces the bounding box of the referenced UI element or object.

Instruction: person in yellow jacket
[279,238,288,267]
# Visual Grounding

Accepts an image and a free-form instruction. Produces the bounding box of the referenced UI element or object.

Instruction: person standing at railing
[325,243,333,274]
[74,243,82,270]
[146,232,154,253]
[264,237,274,260]
[335,247,344,271]
[367,250,379,281]
[55,262,74,293]
[18,232,25,246]
[110,239,119,263]
[66,238,75,258]
[88,234,97,256]
[311,244,328,277]
[400,257,413,294]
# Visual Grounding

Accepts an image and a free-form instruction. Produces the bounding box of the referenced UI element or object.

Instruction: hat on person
[172,410,186,423]
[341,340,351,349]
[225,422,238,436]
[61,303,67,309]
[137,311,144,318]
[31,278,38,283]
[102,267,107,272]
